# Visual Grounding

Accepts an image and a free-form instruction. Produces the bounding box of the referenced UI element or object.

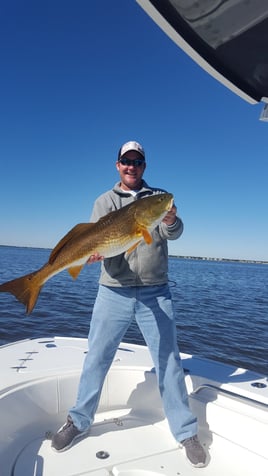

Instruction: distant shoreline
[170,255,268,265]
[0,244,267,265]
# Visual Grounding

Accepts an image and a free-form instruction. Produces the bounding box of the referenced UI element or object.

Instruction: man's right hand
[87,253,104,264]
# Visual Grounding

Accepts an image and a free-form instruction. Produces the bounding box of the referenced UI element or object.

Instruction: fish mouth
[168,198,174,211]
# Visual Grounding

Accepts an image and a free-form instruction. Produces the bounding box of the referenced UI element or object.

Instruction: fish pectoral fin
[125,227,153,256]
[140,227,153,245]
[49,223,95,264]
[68,265,84,279]
[125,241,142,256]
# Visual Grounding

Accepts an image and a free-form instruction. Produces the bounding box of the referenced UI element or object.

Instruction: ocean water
[0,245,267,376]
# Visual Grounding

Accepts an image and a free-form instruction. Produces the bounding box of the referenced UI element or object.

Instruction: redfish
[0,193,173,314]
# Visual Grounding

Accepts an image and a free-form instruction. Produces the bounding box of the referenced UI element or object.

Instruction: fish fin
[125,227,152,256]
[140,227,153,245]
[125,241,142,256]
[49,223,95,264]
[0,272,43,314]
[68,265,84,279]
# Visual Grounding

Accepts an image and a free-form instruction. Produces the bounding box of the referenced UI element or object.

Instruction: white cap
[118,141,145,159]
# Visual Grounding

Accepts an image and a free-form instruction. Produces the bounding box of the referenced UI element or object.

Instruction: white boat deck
[1,337,267,476]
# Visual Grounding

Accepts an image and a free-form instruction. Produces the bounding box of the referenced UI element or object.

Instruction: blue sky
[0,0,267,261]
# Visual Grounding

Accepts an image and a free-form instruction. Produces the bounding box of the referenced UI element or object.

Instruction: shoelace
[183,436,200,447]
[60,418,75,433]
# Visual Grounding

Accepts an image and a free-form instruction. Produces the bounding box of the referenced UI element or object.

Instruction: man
[51,141,206,467]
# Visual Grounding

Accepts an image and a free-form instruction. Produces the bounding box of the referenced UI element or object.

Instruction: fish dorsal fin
[68,265,84,279]
[49,223,95,264]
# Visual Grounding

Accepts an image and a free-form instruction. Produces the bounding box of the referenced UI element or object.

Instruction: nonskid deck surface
[11,408,268,476]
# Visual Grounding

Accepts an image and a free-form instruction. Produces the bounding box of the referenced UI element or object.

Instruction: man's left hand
[162,205,177,226]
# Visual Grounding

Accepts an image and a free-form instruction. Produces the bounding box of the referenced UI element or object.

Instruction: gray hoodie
[90,180,183,287]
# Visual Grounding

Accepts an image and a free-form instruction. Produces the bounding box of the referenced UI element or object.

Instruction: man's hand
[87,253,104,264]
[162,205,177,226]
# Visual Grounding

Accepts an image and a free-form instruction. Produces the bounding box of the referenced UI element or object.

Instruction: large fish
[0,193,173,314]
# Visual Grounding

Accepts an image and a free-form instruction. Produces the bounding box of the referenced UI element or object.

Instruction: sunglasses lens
[120,158,144,166]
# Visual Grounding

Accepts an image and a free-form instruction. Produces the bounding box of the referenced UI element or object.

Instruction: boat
[1,3,268,475]
[136,0,268,120]
[1,336,267,475]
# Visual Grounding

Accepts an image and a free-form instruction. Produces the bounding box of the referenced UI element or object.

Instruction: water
[0,246,267,376]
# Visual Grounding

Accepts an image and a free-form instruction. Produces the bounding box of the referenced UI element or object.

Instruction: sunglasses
[119,157,145,167]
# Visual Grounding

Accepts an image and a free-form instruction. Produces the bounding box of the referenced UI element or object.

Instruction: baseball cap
[118,141,145,160]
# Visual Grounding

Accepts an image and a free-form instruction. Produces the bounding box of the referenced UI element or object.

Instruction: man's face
[116,150,146,191]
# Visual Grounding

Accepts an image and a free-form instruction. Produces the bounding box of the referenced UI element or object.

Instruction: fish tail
[0,272,43,314]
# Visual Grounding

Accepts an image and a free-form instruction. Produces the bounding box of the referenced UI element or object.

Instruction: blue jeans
[69,284,197,442]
